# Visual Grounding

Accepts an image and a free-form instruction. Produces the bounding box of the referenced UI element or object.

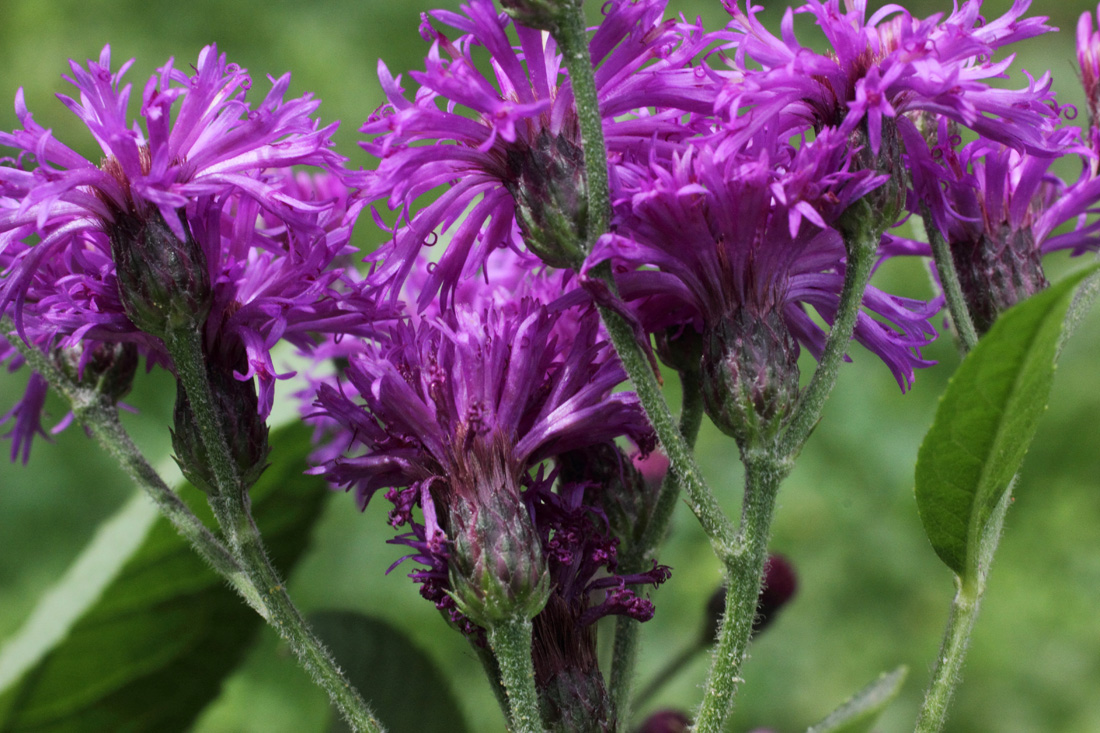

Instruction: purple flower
[719,0,1061,157]
[889,117,1100,334]
[311,253,659,633]
[591,128,937,407]
[360,0,720,306]
[0,45,377,456]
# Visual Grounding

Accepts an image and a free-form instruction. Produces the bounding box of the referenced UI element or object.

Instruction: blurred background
[2,0,1099,731]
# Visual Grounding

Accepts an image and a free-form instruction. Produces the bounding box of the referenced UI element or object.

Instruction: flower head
[590,127,936,440]
[311,252,659,634]
[0,45,378,457]
[361,0,720,307]
[891,117,1100,333]
[720,0,1061,156]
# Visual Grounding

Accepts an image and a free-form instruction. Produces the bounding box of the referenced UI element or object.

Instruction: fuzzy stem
[552,1,610,252]
[915,486,1011,733]
[1,319,254,606]
[779,199,881,459]
[609,368,704,722]
[921,205,979,351]
[692,452,784,732]
[594,289,737,557]
[487,616,543,733]
[164,326,383,733]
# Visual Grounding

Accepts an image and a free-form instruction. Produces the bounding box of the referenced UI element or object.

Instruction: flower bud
[447,465,551,626]
[841,120,908,238]
[654,326,703,375]
[108,203,212,339]
[950,223,1049,335]
[702,309,799,450]
[57,341,139,405]
[499,0,571,32]
[504,130,588,270]
[171,360,269,495]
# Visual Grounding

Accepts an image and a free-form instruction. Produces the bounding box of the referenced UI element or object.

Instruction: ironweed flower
[360,0,720,307]
[0,45,377,457]
[311,252,661,635]
[591,128,937,444]
[720,0,1061,157]
[890,117,1100,334]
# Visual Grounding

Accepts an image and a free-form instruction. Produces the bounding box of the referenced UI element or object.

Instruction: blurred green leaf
[805,666,907,733]
[0,423,328,732]
[914,265,1099,584]
[311,610,468,733]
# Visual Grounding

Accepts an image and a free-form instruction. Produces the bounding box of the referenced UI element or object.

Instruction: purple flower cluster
[6,0,1100,720]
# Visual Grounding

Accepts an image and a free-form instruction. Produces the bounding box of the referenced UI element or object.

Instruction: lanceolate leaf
[0,423,328,733]
[915,265,1100,585]
[311,611,469,733]
[805,667,907,733]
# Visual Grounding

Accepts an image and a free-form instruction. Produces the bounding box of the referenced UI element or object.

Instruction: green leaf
[915,265,1100,585]
[311,611,468,733]
[806,666,907,733]
[0,423,328,733]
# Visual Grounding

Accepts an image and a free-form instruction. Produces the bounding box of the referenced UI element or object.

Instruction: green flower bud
[504,129,588,270]
[171,359,269,496]
[701,309,800,450]
[447,460,551,627]
[106,178,211,339]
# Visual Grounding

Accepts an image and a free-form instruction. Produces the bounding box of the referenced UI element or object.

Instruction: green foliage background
[1,1,1099,731]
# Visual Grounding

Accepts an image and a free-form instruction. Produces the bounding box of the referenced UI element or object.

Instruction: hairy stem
[693,452,784,732]
[609,368,704,722]
[551,2,610,252]
[921,205,979,352]
[164,326,383,733]
[487,616,543,733]
[780,200,881,459]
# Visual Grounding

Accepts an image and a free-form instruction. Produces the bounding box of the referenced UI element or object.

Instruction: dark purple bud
[950,223,1049,335]
[753,553,798,635]
[558,443,657,548]
[635,709,691,733]
[447,462,550,626]
[171,359,269,496]
[503,129,588,270]
[702,309,800,450]
[655,326,703,376]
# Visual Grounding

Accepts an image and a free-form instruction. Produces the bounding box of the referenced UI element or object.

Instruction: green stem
[163,326,383,733]
[609,368,704,722]
[595,289,737,557]
[779,202,881,459]
[1,320,253,607]
[163,328,243,503]
[693,452,784,733]
[487,616,543,733]
[920,205,979,352]
[551,2,610,252]
[914,456,1014,733]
